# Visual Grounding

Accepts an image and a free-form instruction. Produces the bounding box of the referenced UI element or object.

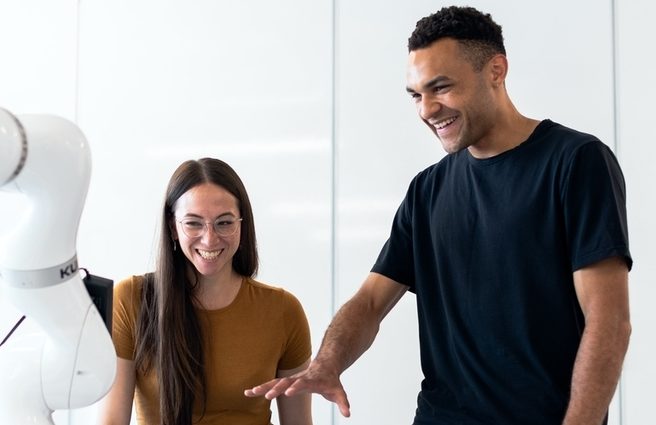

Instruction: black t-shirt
[372,120,631,425]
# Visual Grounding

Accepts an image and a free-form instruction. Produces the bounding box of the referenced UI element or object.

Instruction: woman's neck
[192,268,243,310]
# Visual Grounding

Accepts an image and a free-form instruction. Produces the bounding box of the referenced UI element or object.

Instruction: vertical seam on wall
[611,0,624,424]
[330,0,338,424]
[70,2,83,425]
[74,0,82,125]
[612,0,620,157]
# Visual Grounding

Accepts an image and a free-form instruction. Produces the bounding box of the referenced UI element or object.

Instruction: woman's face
[171,182,242,281]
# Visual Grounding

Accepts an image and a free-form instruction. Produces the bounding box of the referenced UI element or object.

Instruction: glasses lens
[213,218,241,237]
[179,218,242,238]
[180,219,204,238]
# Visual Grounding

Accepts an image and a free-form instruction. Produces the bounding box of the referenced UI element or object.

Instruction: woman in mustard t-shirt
[98,158,312,425]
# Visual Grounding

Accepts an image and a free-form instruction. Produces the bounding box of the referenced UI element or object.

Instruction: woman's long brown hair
[134,158,258,425]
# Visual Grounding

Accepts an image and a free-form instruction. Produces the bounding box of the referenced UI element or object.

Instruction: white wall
[0,1,653,424]
[615,0,656,423]
[74,0,334,423]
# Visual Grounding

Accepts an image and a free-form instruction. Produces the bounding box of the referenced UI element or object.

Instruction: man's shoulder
[534,119,605,151]
[410,151,464,188]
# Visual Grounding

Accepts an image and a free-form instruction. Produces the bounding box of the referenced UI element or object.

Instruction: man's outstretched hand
[244,360,351,418]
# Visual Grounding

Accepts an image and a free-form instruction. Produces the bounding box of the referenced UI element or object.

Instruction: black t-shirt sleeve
[371,178,417,290]
[562,140,632,271]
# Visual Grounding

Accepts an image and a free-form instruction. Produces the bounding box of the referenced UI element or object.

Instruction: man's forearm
[562,318,631,425]
[314,293,382,375]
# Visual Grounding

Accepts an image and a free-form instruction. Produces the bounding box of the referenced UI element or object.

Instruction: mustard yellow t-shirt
[112,275,312,425]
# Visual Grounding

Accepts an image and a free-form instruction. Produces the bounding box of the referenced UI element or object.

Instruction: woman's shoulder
[243,277,286,300]
[242,277,303,309]
[244,277,283,292]
[114,273,151,305]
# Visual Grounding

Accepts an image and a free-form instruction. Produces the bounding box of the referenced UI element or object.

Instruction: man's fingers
[244,379,280,397]
[245,365,351,417]
[338,400,351,418]
[281,376,310,397]
[325,388,351,417]
[335,390,351,418]
[264,377,295,400]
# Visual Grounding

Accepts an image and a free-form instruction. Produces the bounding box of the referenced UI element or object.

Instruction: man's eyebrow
[406,75,450,93]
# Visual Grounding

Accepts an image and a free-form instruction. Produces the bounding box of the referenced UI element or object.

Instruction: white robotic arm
[0,108,116,424]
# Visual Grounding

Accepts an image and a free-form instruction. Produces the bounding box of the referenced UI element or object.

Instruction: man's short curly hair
[408,6,505,71]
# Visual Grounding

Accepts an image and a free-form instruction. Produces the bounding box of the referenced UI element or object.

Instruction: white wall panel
[74,0,334,423]
[334,1,617,424]
[0,0,78,119]
[616,1,656,424]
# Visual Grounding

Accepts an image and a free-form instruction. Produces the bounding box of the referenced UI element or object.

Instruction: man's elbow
[619,318,632,350]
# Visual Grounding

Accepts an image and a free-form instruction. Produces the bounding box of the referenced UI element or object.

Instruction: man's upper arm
[573,256,630,323]
[357,272,410,322]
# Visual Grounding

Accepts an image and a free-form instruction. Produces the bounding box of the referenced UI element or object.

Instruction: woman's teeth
[198,249,220,260]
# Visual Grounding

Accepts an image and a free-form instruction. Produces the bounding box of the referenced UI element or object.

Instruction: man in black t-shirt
[246,6,631,425]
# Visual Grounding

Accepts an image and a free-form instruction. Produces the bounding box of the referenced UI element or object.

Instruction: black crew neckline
[465,119,554,166]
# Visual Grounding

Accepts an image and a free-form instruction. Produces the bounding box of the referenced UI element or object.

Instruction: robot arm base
[0,274,116,422]
[0,322,55,425]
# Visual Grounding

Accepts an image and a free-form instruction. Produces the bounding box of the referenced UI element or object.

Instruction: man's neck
[468,111,540,159]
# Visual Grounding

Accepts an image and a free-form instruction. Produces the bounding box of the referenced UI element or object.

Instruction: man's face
[406,38,497,154]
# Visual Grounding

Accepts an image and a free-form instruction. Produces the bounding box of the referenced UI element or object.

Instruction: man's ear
[488,54,508,87]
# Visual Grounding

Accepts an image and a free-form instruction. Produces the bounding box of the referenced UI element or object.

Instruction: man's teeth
[435,117,457,129]
[198,249,221,260]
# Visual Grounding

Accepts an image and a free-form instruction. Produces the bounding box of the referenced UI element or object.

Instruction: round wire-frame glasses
[177,217,243,238]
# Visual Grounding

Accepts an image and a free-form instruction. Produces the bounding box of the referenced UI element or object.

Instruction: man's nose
[419,97,441,121]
